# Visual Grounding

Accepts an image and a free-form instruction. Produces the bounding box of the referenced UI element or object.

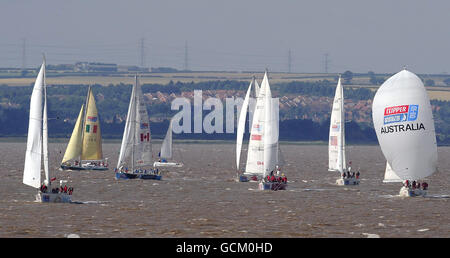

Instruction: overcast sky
[1,0,449,74]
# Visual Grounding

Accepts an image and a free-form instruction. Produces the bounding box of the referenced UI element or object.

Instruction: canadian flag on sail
[140,132,150,142]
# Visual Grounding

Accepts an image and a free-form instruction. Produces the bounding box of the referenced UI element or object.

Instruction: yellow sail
[81,88,103,160]
[61,104,85,164]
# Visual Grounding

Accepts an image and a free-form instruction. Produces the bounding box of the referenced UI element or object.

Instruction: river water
[0,142,449,238]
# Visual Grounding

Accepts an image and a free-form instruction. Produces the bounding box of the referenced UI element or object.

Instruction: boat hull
[153,162,183,168]
[115,172,161,180]
[336,178,360,186]
[61,165,108,171]
[238,175,249,182]
[139,174,162,180]
[399,186,427,197]
[36,192,72,203]
[258,181,287,191]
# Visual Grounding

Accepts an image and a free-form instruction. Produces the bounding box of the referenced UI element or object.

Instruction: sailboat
[115,75,159,180]
[244,71,286,191]
[153,119,183,168]
[236,76,260,182]
[372,69,437,197]
[23,58,73,203]
[329,76,360,185]
[60,86,108,171]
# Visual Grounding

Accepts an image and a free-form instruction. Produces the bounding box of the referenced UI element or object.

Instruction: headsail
[61,104,85,164]
[81,87,103,161]
[383,161,403,183]
[160,120,173,159]
[236,78,254,170]
[328,77,346,173]
[23,62,45,188]
[372,69,437,181]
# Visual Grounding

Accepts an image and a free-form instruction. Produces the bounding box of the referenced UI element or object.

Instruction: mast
[340,76,346,171]
[42,55,50,184]
[79,86,90,165]
[131,75,137,172]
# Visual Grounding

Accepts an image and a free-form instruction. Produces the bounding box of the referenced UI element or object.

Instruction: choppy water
[0,142,449,238]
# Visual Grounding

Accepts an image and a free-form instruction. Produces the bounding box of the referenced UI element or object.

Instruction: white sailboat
[60,86,108,171]
[329,77,360,185]
[23,58,73,203]
[244,71,285,191]
[372,69,437,197]
[236,76,260,182]
[115,75,159,180]
[153,119,183,168]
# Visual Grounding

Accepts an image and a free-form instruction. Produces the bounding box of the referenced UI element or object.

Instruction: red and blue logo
[383,105,418,125]
[87,116,97,122]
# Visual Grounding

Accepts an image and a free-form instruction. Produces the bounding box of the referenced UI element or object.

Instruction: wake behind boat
[373,69,438,197]
[328,76,360,186]
[115,75,160,180]
[60,86,108,171]
[23,57,74,203]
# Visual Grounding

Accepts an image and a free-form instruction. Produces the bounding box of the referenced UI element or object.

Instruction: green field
[1,71,450,100]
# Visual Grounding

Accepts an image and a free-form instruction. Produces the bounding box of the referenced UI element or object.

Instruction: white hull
[399,186,427,197]
[36,192,72,203]
[258,181,287,191]
[153,161,183,168]
[336,177,360,186]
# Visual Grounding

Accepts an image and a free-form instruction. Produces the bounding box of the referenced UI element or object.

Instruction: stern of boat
[36,192,72,203]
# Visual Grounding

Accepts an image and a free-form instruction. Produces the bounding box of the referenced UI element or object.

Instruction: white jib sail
[372,69,437,181]
[160,120,173,159]
[236,79,253,170]
[23,62,45,188]
[383,161,403,183]
[117,78,137,169]
[328,77,346,173]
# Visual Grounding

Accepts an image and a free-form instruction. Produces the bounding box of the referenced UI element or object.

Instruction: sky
[0,0,449,74]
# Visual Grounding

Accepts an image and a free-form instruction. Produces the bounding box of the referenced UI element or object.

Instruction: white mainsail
[160,120,173,159]
[263,76,279,177]
[23,61,47,188]
[372,69,437,181]
[328,77,346,173]
[117,75,152,170]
